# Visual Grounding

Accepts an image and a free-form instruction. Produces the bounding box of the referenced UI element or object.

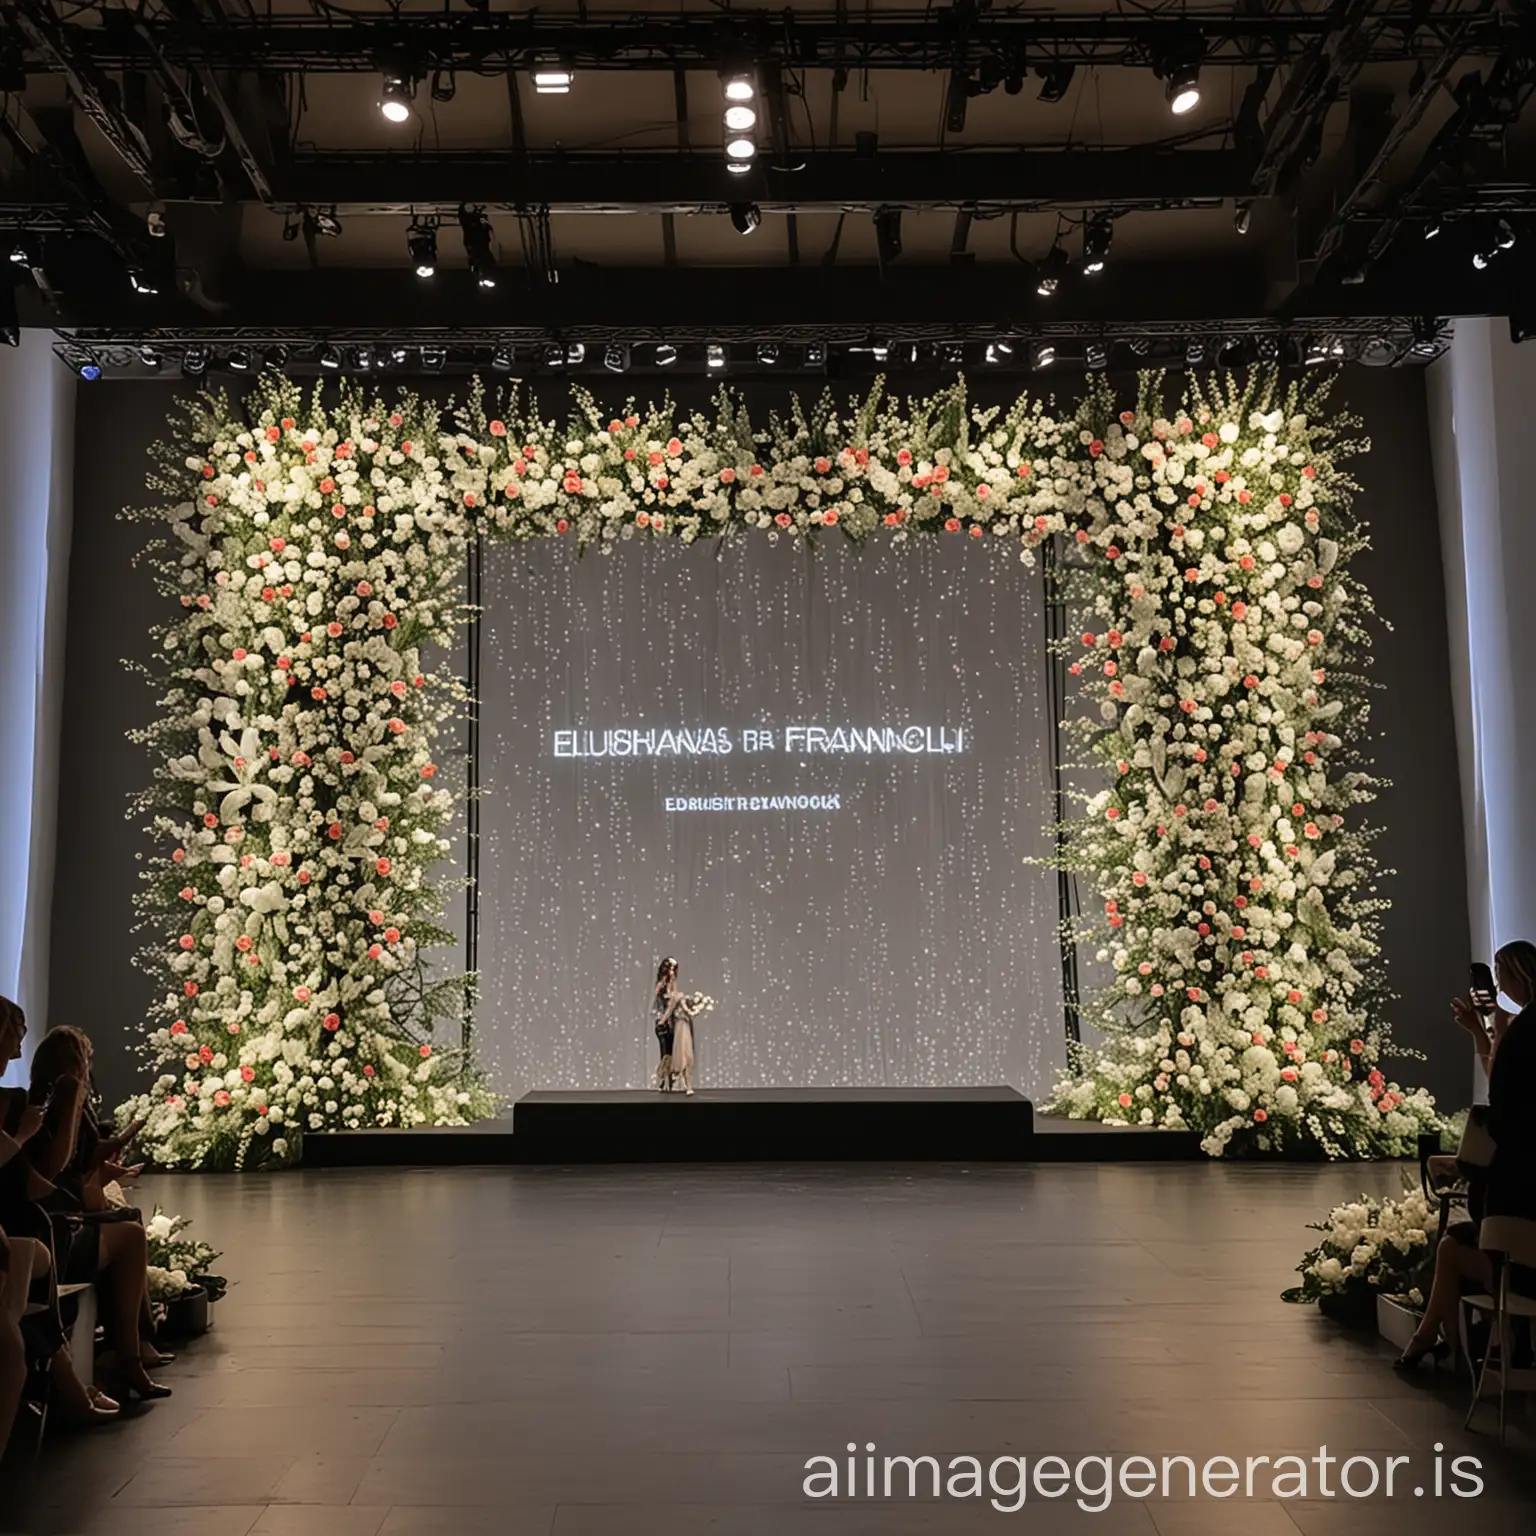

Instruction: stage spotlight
[1472,249,1492,271]
[182,346,209,376]
[266,345,291,370]
[1084,341,1108,372]
[532,62,573,95]
[459,207,498,288]
[351,346,373,372]
[312,208,343,239]
[654,342,678,367]
[1256,334,1280,362]
[408,223,438,278]
[420,345,447,371]
[1359,334,1399,368]
[566,343,586,365]
[937,342,964,366]
[1233,201,1252,236]
[128,266,160,296]
[1127,337,1152,357]
[76,356,102,382]
[491,345,515,372]
[874,207,903,266]
[729,202,761,236]
[1030,341,1056,370]
[379,69,415,123]
[319,344,342,370]
[1303,335,1342,366]
[706,343,727,370]
[228,346,253,372]
[1496,219,1517,251]
[1037,64,1075,103]
[804,342,827,367]
[1185,339,1205,365]
[7,240,30,266]
[1165,60,1201,116]
[138,344,162,370]
[756,343,780,365]
[722,70,757,169]
[603,344,630,373]
[543,344,566,368]
[1082,214,1112,275]
[1424,216,1443,240]
[1035,245,1068,296]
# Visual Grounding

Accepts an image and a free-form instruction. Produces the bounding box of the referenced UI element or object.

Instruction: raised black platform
[302,1087,1205,1166]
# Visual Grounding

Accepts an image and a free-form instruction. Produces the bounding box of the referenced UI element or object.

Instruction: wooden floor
[4,1161,1534,1535]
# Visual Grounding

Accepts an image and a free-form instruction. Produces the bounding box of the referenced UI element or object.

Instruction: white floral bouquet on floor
[145,1206,228,1303]
[1281,1180,1434,1309]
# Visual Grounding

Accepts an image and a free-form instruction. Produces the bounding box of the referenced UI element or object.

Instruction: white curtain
[0,333,74,1082]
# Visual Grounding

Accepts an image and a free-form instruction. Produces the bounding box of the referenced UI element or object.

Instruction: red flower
[376,857,392,876]
[1088,439,1103,457]
[774,512,792,528]
[944,517,961,533]
[1117,1093,1133,1109]
[419,1044,432,1059]
[1253,1108,1268,1123]
[823,509,839,526]
[719,467,736,485]
[214,1090,231,1107]
[324,1012,340,1032]
[555,519,569,535]
[363,1064,375,1077]
[240,1065,255,1083]
[490,420,507,437]
[184,981,199,997]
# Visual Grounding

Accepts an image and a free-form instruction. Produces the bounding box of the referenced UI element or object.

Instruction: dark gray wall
[52,368,1470,1110]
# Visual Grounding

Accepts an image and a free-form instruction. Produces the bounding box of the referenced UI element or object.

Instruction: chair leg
[1465,1305,1498,1432]
[1496,1280,1508,1445]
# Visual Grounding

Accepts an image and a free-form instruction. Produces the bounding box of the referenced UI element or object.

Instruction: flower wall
[1045,372,1440,1157]
[121,368,1435,1167]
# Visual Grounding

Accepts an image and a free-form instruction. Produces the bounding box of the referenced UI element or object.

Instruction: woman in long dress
[671,989,697,1097]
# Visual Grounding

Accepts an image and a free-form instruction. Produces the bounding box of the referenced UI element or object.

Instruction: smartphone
[1469,962,1497,1013]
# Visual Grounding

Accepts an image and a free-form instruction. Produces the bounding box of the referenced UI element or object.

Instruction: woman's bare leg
[1408,1236,1493,1351]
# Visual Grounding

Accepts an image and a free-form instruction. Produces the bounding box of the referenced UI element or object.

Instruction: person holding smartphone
[1397,940,1536,1368]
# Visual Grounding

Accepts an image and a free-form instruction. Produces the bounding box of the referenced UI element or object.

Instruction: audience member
[1396,940,1536,1368]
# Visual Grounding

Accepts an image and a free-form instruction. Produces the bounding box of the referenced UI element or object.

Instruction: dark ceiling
[4,2,1534,375]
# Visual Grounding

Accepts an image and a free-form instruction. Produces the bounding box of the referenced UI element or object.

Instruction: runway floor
[4,1160,1534,1535]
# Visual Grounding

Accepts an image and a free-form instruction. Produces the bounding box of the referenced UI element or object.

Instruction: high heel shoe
[1393,1338,1450,1371]
[98,1356,173,1400]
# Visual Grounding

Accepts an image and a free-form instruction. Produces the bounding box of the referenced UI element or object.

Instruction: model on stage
[653,957,681,1092]
[651,957,717,1096]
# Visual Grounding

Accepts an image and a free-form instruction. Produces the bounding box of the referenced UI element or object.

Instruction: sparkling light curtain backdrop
[477,535,1063,1100]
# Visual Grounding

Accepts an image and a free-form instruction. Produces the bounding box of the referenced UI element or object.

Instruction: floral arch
[122,368,1440,1168]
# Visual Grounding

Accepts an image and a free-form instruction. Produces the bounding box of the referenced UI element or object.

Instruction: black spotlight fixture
[756,343,780,365]
[309,207,343,239]
[1155,30,1205,117]
[75,354,103,382]
[1185,338,1206,366]
[603,344,630,373]
[937,342,964,366]
[128,266,160,296]
[706,343,727,370]
[351,345,373,372]
[266,345,292,371]
[408,222,438,278]
[1233,201,1253,236]
[874,206,903,267]
[1030,341,1057,370]
[227,346,253,372]
[492,344,515,372]
[729,202,761,236]
[654,342,678,367]
[1082,214,1112,276]
[1084,341,1108,372]
[543,344,567,369]
[1163,59,1202,116]
[318,344,342,370]
[183,346,209,376]
[1037,64,1076,103]
[420,345,447,371]
[459,207,498,289]
[804,342,827,367]
[1256,334,1280,362]
[379,66,416,124]
[1035,244,1069,296]
[1424,215,1444,241]
[138,344,163,370]
[1496,218,1517,252]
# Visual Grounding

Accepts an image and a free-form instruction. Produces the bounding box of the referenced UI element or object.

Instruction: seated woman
[0,998,120,1425]
[1396,940,1536,1368]
[24,1024,170,1400]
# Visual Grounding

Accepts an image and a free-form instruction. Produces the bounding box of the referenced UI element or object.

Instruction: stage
[303,1086,1205,1166]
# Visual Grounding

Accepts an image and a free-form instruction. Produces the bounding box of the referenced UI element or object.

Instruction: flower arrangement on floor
[1043,372,1440,1158]
[120,367,1434,1167]
[145,1207,228,1303]
[1281,1183,1434,1311]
